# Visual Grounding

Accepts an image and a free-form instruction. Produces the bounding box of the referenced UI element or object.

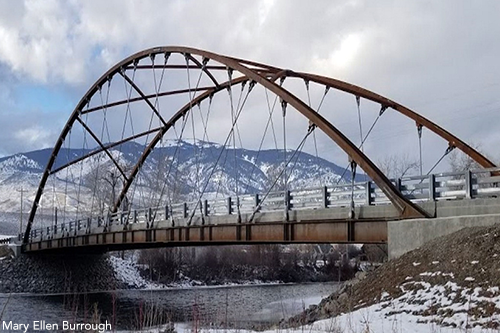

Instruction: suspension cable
[349,160,357,219]
[355,96,364,152]
[282,98,288,220]
[187,80,256,225]
[75,103,90,223]
[152,54,204,218]
[156,112,191,217]
[407,145,455,197]
[304,79,320,161]
[417,124,423,177]
[118,63,137,213]
[148,53,169,207]
[428,145,455,175]
[187,55,201,205]
[335,105,388,185]
[63,128,71,225]
[242,80,285,195]
[264,86,279,150]
[249,125,315,223]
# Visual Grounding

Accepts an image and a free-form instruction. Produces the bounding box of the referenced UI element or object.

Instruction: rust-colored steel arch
[25,46,493,244]
[107,47,428,218]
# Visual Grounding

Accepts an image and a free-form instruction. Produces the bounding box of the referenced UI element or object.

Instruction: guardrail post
[365,181,372,205]
[429,174,436,201]
[282,189,290,222]
[285,190,291,211]
[170,206,175,227]
[165,205,169,220]
[465,170,473,199]
[203,200,209,216]
[183,202,188,218]
[227,197,232,215]
[322,186,329,208]
[254,194,260,212]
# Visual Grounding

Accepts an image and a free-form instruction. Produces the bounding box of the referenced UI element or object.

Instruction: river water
[0,282,338,330]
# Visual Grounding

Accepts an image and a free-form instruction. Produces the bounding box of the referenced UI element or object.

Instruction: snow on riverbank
[108,255,221,289]
[108,255,167,289]
[109,255,284,290]
[287,285,499,333]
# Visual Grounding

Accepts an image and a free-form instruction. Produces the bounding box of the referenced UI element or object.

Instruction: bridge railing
[25,167,500,243]
[0,237,12,245]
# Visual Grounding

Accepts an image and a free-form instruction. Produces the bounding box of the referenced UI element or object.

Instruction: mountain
[0,140,363,223]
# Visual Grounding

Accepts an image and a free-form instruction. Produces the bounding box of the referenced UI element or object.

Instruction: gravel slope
[288,223,500,330]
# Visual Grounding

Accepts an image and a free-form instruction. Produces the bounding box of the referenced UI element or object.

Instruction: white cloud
[14,127,51,146]
[0,0,498,169]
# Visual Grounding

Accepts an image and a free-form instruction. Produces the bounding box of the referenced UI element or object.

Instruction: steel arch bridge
[22,46,497,252]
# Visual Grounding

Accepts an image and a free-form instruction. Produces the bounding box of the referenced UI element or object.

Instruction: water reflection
[0,282,338,330]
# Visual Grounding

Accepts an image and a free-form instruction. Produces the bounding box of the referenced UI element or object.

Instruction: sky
[0,0,499,171]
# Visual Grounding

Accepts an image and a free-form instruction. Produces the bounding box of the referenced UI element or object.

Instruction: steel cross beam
[49,127,162,175]
[111,75,251,212]
[75,117,129,181]
[119,72,169,127]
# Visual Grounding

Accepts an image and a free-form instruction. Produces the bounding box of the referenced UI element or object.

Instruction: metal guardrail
[0,237,12,245]
[24,167,500,243]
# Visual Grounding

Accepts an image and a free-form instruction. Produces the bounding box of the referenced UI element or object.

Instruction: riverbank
[283,224,500,331]
[0,246,350,293]
[0,252,125,293]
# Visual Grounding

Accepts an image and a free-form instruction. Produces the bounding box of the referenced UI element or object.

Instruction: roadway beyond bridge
[7,46,499,258]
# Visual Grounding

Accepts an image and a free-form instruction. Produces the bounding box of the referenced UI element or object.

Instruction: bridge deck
[24,220,388,253]
[21,168,500,253]
[23,208,389,253]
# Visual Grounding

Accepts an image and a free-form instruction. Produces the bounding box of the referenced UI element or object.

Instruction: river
[0,282,338,331]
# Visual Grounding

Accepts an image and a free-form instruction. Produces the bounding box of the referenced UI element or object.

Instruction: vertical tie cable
[281,98,288,221]
[356,96,364,152]
[417,124,423,177]
[349,160,357,219]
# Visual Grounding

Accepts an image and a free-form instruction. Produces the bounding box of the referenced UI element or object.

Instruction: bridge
[5,46,499,256]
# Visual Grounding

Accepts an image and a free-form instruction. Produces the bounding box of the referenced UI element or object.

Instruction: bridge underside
[23,219,387,253]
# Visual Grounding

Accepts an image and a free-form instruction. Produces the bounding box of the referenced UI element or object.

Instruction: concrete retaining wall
[388,214,500,259]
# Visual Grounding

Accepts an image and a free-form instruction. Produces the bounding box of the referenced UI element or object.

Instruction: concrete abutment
[388,214,500,259]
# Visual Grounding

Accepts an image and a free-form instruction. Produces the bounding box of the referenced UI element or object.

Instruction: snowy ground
[116,307,500,333]
[109,255,283,290]
[111,275,500,333]
[108,255,168,289]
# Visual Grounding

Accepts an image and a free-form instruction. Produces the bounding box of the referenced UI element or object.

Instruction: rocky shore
[0,248,125,294]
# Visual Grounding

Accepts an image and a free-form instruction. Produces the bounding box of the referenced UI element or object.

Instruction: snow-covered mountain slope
[0,140,362,217]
